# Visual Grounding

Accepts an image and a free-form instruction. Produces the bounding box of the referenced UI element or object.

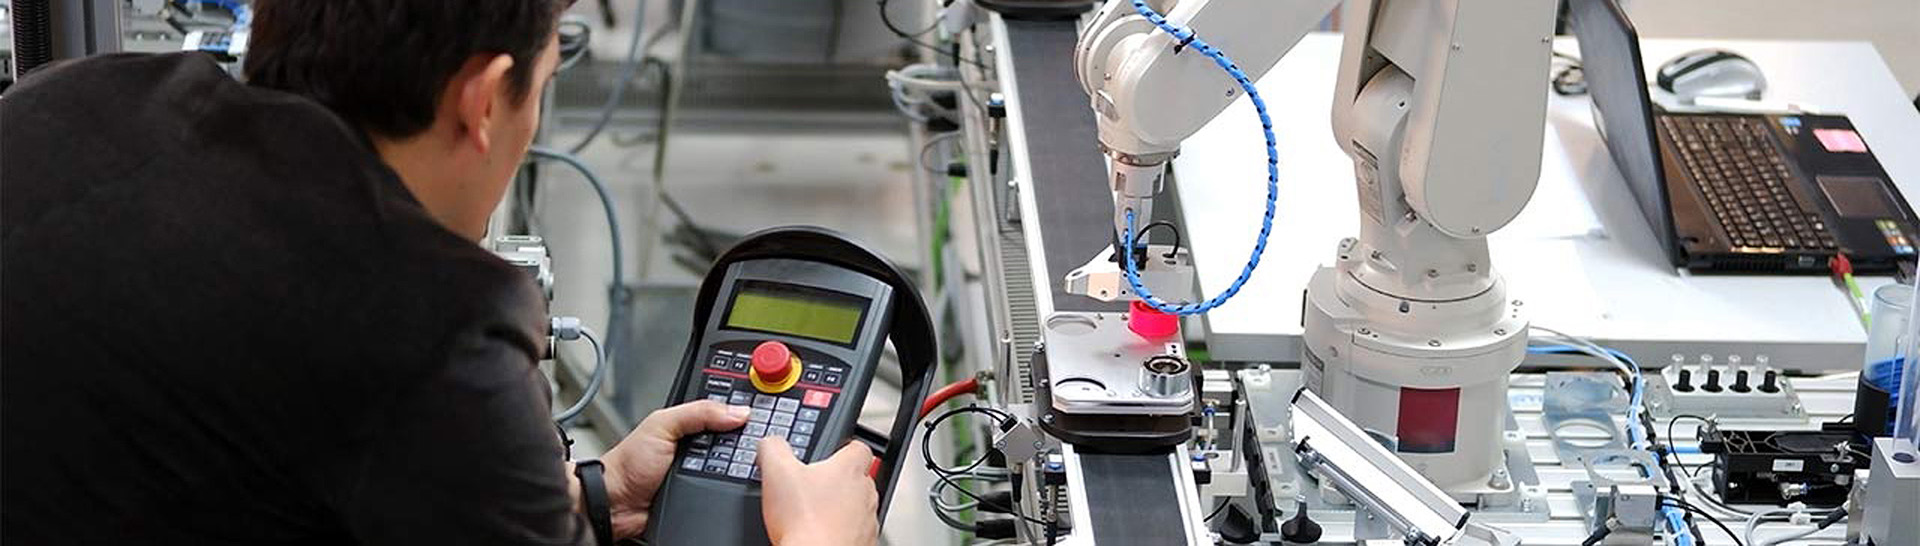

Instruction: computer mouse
[1657,48,1767,102]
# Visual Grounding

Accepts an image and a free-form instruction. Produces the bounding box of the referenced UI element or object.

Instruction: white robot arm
[1074,0,1557,494]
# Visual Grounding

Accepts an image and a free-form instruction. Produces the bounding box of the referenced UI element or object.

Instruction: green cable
[1845,273,1871,329]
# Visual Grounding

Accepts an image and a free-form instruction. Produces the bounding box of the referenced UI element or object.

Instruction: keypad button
[728,391,753,405]
[706,394,728,404]
[824,373,844,386]
[710,355,730,369]
[803,390,834,408]
[730,359,750,373]
[681,457,705,471]
[803,370,822,383]
[752,394,779,409]
[705,461,730,474]
[710,448,734,462]
[744,423,768,437]
[750,408,773,423]
[705,377,732,393]
[692,434,714,447]
[768,425,791,439]
[752,468,762,480]
[793,421,816,435]
[772,411,796,428]
[790,433,812,448]
[798,408,822,422]
[776,398,801,413]
[735,448,757,464]
[728,463,754,479]
[738,436,762,451]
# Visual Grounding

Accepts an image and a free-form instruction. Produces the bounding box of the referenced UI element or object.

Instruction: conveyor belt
[1002,19,1179,314]
[1079,451,1190,545]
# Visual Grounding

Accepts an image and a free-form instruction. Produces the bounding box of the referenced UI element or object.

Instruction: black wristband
[574,459,614,546]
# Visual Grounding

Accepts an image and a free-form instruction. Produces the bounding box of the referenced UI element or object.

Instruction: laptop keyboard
[1664,116,1835,252]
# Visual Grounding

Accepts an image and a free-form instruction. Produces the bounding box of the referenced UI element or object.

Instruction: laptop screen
[1567,0,1681,265]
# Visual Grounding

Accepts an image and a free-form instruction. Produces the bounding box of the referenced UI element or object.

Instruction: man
[0,1,877,544]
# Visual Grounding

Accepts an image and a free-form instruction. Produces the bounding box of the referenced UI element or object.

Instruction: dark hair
[243,0,569,138]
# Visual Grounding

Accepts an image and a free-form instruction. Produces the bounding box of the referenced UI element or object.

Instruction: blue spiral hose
[1119,0,1279,316]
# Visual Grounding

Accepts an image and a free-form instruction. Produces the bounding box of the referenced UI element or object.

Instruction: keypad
[678,348,848,483]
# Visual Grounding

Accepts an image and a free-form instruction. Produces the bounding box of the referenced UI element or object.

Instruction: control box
[643,257,896,545]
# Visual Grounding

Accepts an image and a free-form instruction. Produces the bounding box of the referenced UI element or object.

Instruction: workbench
[1175,35,1920,370]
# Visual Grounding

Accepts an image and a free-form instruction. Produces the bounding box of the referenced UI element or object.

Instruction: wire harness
[1119,0,1280,316]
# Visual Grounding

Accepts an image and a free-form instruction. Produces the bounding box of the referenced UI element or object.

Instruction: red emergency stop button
[750,341,801,393]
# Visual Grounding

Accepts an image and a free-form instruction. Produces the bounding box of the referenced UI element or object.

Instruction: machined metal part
[993,417,1048,465]
[1063,243,1196,303]
[1866,437,1920,545]
[1543,372,1631,466]
[1041,312,1194,415]
[492,235,555,301]
[1138,355,1193,399]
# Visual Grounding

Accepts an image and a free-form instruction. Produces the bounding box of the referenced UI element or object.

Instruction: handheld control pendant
[642,228,936,545]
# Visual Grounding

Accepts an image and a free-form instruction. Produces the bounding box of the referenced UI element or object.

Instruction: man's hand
[585,400,750,539]
[758,437,880,546]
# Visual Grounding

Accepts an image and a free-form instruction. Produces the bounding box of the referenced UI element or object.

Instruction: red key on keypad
[802,389,833,408]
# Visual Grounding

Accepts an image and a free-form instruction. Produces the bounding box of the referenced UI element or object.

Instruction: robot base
[1301,263,1529,498]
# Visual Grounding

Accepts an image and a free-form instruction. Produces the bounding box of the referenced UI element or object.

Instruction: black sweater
[2,53,591,545]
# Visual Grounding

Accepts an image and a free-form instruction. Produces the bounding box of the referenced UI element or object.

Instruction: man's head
[244,0,570,241]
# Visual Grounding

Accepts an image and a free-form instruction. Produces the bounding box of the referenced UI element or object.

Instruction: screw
[1358,328,1372,335]
[1427,269,1439,278]
[1494,329,1507,336]
[1513,300,1525,306]
[1894,452,1916,464]
[1042,414,1056,424]
[1429,340,1442,347]
[1467,263,1479,272]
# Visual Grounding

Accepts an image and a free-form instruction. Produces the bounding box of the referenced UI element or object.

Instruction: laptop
[1567,0,1920,273]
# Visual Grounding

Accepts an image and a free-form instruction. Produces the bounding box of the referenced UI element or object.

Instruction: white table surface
[1176,34,1920,370]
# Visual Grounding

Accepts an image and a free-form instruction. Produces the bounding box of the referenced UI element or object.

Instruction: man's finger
[758,436,800,472]
[826,441,874,475]
[641,400,750,440]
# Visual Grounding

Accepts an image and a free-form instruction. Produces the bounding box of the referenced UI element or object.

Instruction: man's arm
[332,326,590,545]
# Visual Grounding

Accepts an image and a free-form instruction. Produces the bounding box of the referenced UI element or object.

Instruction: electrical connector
[973,518,1016,539]
[551,316,584,341]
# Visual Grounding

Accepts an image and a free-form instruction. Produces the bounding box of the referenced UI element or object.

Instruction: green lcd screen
[724,281,867,345]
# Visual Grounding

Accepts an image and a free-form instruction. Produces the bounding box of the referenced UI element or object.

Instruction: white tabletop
[1176,34,1920,370]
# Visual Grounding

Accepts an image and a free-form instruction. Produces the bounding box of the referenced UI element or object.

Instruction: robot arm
[1075,0,1341,247]
[1074,0,1558,495]
[1074,0,1555,303]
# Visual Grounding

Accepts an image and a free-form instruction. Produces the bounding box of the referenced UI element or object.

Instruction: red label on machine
[1396,387,1461,454]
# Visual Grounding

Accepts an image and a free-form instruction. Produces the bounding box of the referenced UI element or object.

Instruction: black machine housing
[1698,423,1866,507]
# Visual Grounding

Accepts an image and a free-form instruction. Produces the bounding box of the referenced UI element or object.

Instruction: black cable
[920,405,1013,476]
[1202,499,1230,522]
[878,0,986,68]
[878,0,939,37]
[920,405,1054,530]
[1668,414,1713,479]
[1137,221,1184,259]
[1837,413,1854,423]
[1580,525,1612,546]
[1660,497,1748,546]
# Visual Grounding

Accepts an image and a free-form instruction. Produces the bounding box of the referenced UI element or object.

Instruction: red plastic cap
[751,341,795,381]
[1128,301,1179,338]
